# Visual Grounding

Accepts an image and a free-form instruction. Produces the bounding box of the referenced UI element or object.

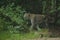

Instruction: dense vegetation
[0,0,60,40]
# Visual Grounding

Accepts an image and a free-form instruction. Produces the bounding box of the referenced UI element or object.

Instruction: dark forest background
[0,0,60,40]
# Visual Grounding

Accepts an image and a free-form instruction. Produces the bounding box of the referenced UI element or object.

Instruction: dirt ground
[24,38,60,40]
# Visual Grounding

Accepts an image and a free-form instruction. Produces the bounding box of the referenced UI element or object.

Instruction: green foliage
[0,3,29,33]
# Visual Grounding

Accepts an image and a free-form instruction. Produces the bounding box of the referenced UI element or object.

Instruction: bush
[0,3,29,33]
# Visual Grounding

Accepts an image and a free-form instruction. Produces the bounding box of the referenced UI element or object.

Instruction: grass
[0,31,40,40]
[0,31,11,40]
[10,31,42,40]
[0,29,49,40]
